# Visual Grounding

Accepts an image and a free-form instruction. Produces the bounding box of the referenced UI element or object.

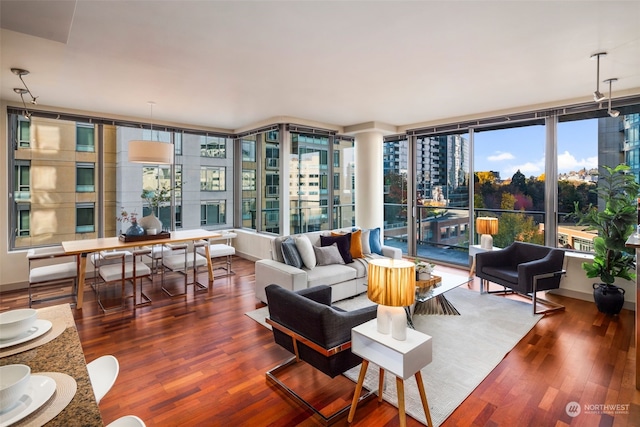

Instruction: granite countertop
[0,304,103,426]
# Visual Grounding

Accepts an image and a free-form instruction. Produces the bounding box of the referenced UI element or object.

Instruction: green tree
[511,170,526,193]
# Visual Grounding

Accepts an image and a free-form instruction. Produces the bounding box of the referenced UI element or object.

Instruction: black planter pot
[592,283,625,315]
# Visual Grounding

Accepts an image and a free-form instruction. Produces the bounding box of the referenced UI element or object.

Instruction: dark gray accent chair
[475,241,566,315]
[265,284,377,424]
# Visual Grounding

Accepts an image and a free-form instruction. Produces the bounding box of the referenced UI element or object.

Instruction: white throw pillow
[295,234,317,269]
[360,228,371,254]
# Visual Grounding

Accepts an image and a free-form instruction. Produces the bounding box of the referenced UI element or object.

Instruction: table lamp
[476,217,499,250]
[367,258,416,341]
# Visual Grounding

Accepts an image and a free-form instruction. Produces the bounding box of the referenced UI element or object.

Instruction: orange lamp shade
[476,217,499,235]
[367,258,416,307]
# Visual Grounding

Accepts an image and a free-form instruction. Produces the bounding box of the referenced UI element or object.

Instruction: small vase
[418,272,431,281]
[139,213,163,234]
[126,221,145,236]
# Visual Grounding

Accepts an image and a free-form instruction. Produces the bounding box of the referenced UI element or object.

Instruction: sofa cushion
[313,243,345,266]
[369,227,382,255]
[321,233,353,264]
[295,235,316,269]
[281,237,303,269]
[306,264,357,287]
[360,228,371,254]
[333,229,363,259]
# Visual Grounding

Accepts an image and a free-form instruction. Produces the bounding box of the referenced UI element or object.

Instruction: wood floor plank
[0,257,638,426]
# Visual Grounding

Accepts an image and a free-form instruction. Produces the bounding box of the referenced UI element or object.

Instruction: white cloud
[487,151,514,161]
[557,150,598,172]
[504,157,545,178]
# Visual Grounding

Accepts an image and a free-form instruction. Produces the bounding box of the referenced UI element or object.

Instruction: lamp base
[480,234,493,250]
[376,305,408,341]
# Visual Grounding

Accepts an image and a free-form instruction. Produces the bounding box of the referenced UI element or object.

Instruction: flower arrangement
[117,207,138,224]
[414,259,435,274]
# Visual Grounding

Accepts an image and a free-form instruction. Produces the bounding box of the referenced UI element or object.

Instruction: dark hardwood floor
[1,258,638,426]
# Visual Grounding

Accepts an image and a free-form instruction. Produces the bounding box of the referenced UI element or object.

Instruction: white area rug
[246,288,541,426]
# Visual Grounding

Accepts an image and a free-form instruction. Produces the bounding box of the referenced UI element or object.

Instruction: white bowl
[0,309,37,340]
[0,364,31,411]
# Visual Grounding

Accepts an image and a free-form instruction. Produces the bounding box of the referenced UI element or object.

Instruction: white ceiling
[1,0,640,133]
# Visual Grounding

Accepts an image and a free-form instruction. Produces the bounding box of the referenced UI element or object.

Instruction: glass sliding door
[415,133,470,265]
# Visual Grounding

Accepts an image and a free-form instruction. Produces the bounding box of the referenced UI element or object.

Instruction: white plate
[0,375,56,426]
[0,320,53,349]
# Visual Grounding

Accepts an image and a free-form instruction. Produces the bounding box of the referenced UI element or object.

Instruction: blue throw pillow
[369,227,382,255]
[281,237,303,269]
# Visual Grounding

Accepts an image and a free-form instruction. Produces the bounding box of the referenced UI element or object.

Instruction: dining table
[0,303,103,426]
[62,229,222,310]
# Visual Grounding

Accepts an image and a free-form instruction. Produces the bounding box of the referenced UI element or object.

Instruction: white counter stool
[27,246,78,308]
[97,249,151,313]
[161,242,207,297]
[107,415,146,427]
[196,232,237,277]
[87,354,119,404]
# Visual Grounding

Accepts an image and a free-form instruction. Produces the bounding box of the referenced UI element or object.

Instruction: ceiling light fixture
[128,102,174,165]
[604,78,620,118]
[11,68,38,104]
[13,88,32,120]
[590,52,607,102]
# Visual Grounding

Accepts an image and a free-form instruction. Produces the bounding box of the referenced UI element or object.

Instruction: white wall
[554,251,636,310]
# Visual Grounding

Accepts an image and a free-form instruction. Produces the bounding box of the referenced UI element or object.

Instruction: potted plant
[573,164,639,315]
[139,185,173,233]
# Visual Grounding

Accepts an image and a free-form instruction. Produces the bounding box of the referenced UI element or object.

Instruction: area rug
[246,288,541,426]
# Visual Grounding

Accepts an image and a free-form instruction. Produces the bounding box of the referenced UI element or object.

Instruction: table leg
[415,371,433,427]
[396,376,406,427]
[204,244,214,294]
[469,256,476,281]
[378,368,385,402]
[348,360,369,423]
[76,253,88,309]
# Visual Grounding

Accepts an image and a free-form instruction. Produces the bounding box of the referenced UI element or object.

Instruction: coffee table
[409,272,472,318]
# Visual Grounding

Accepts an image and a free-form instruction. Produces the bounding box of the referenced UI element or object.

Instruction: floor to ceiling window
[383,136,408,253]
[262,131,280,234]
[332,136,355,229]
[289,132,331,234]
[473,123,546,249]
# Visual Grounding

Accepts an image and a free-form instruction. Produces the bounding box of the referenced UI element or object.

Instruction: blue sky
[474,119,599,179]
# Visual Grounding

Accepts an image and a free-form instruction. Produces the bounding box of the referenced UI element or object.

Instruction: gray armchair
[265,284,377,424]
[475,241,566,314]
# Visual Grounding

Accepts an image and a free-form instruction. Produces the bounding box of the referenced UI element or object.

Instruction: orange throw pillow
[332,229,364,259]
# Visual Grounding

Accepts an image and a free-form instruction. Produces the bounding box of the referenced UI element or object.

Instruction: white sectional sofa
[254,227,402,304]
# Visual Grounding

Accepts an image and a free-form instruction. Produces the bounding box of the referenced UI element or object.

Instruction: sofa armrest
[381,245,402,259]
[255,259,308,303]
[517,249,565,291]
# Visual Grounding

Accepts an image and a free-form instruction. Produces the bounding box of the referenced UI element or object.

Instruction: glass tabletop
[414,271,472,303]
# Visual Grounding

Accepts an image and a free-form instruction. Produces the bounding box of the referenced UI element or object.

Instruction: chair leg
[266,356,375,426]
[532,271,566,315]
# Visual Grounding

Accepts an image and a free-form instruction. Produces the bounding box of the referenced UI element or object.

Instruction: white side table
[348,319,434,427]
[468,244,499,277]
